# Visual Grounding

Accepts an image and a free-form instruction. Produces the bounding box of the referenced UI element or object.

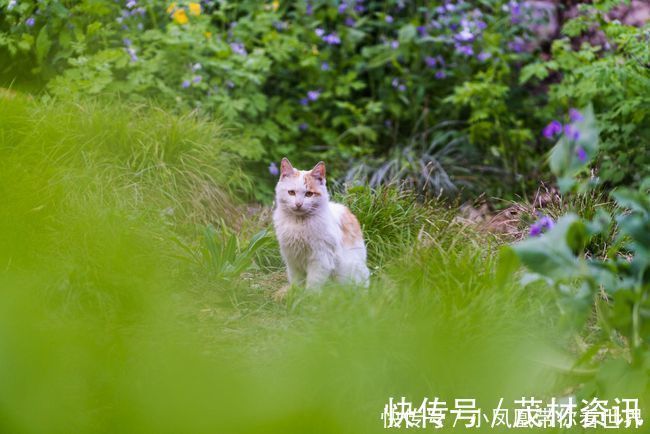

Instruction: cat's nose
[295,203,303,209]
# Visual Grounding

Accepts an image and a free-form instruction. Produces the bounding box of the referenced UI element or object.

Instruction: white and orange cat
[273,158,370,293]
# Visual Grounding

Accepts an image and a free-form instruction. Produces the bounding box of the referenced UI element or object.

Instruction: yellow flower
[311,45,319,55]
[166,2,177,14]
[172,9,188,24]
[188,2,201,16]
[204,31,212,39]
[272,0,279,11]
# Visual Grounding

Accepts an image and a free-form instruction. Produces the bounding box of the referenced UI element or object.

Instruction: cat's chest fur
[273,209,338,261]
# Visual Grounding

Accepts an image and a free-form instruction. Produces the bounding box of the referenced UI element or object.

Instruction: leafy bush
[507,105,650,398]
[522,2,650,187]
[1,0,556,197]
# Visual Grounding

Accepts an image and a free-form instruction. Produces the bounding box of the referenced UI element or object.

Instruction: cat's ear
[280,157,294,178]
[310,161,326,182]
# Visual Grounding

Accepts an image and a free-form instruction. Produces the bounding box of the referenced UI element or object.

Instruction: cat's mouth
[290,207,311,216]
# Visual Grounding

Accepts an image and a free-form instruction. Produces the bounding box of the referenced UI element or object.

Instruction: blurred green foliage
[0,0,649,429]
[0,94,581,433]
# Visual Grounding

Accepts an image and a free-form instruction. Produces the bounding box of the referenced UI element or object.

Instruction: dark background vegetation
[2,0,648,200]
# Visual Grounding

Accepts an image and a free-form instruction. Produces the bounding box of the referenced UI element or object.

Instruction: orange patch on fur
[282,170,300,179]
[304,174,322,191]
[340,207,362,246]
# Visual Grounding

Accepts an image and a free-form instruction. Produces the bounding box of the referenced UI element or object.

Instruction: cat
[272,158,370,293]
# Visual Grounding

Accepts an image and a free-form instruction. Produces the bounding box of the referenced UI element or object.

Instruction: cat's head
[275,158,328,216]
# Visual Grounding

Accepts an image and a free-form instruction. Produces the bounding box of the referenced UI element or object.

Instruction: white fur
[273,169,370,290]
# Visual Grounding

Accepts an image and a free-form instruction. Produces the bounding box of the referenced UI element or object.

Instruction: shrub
[507,105,650,398]
[1,0,555,197]
[521,2,650,188]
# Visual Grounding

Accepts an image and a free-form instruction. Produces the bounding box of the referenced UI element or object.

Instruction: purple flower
[529,223,542,237]
[435,70,446,79]
[126,0,137,8]
[543,120,563,139]
[25,17,35,27]
[181,80,191,89]
[417,26,427,37]
[564,124,580,141]
[338,3,347,14]
[455,44,474,56]
[345,17,356,26]
[477,51,491,62]
[385,15,394,23]
[529,215,554,237]
[509,0,521,22]
[230,42,247,56]
[508,37,525,53]
[307,90,321,101]
[269,162,279,176]
[390,40,399,49]
[123,38,132,47]
[398,84,406,92]
[391,78,399,88]
[299,122,309,131]
[315,28,325,37]
[226,80,235,89]
[273,21,288,31]
[126,47,138,62]
[306,2,313,15]
[321,62,330,71]
[323,33,341,45]
[192,75,202,84]
[476,20,487,30]
[300,98,308,106]
[425,56,437,68]
[576,146,587,162]
[539,216,554,230]
[569,108,584,123]
[354,4,365,13]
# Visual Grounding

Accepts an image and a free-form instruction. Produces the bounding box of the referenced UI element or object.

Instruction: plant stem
[632,283,642,353]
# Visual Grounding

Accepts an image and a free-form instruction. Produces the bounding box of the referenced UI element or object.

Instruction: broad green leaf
[35,26,51,65]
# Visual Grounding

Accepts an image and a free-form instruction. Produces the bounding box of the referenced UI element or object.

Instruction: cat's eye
[305,191,314,197]
[288,190,295,196]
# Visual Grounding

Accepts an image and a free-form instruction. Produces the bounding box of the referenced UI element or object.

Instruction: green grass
[0,96,610,433]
